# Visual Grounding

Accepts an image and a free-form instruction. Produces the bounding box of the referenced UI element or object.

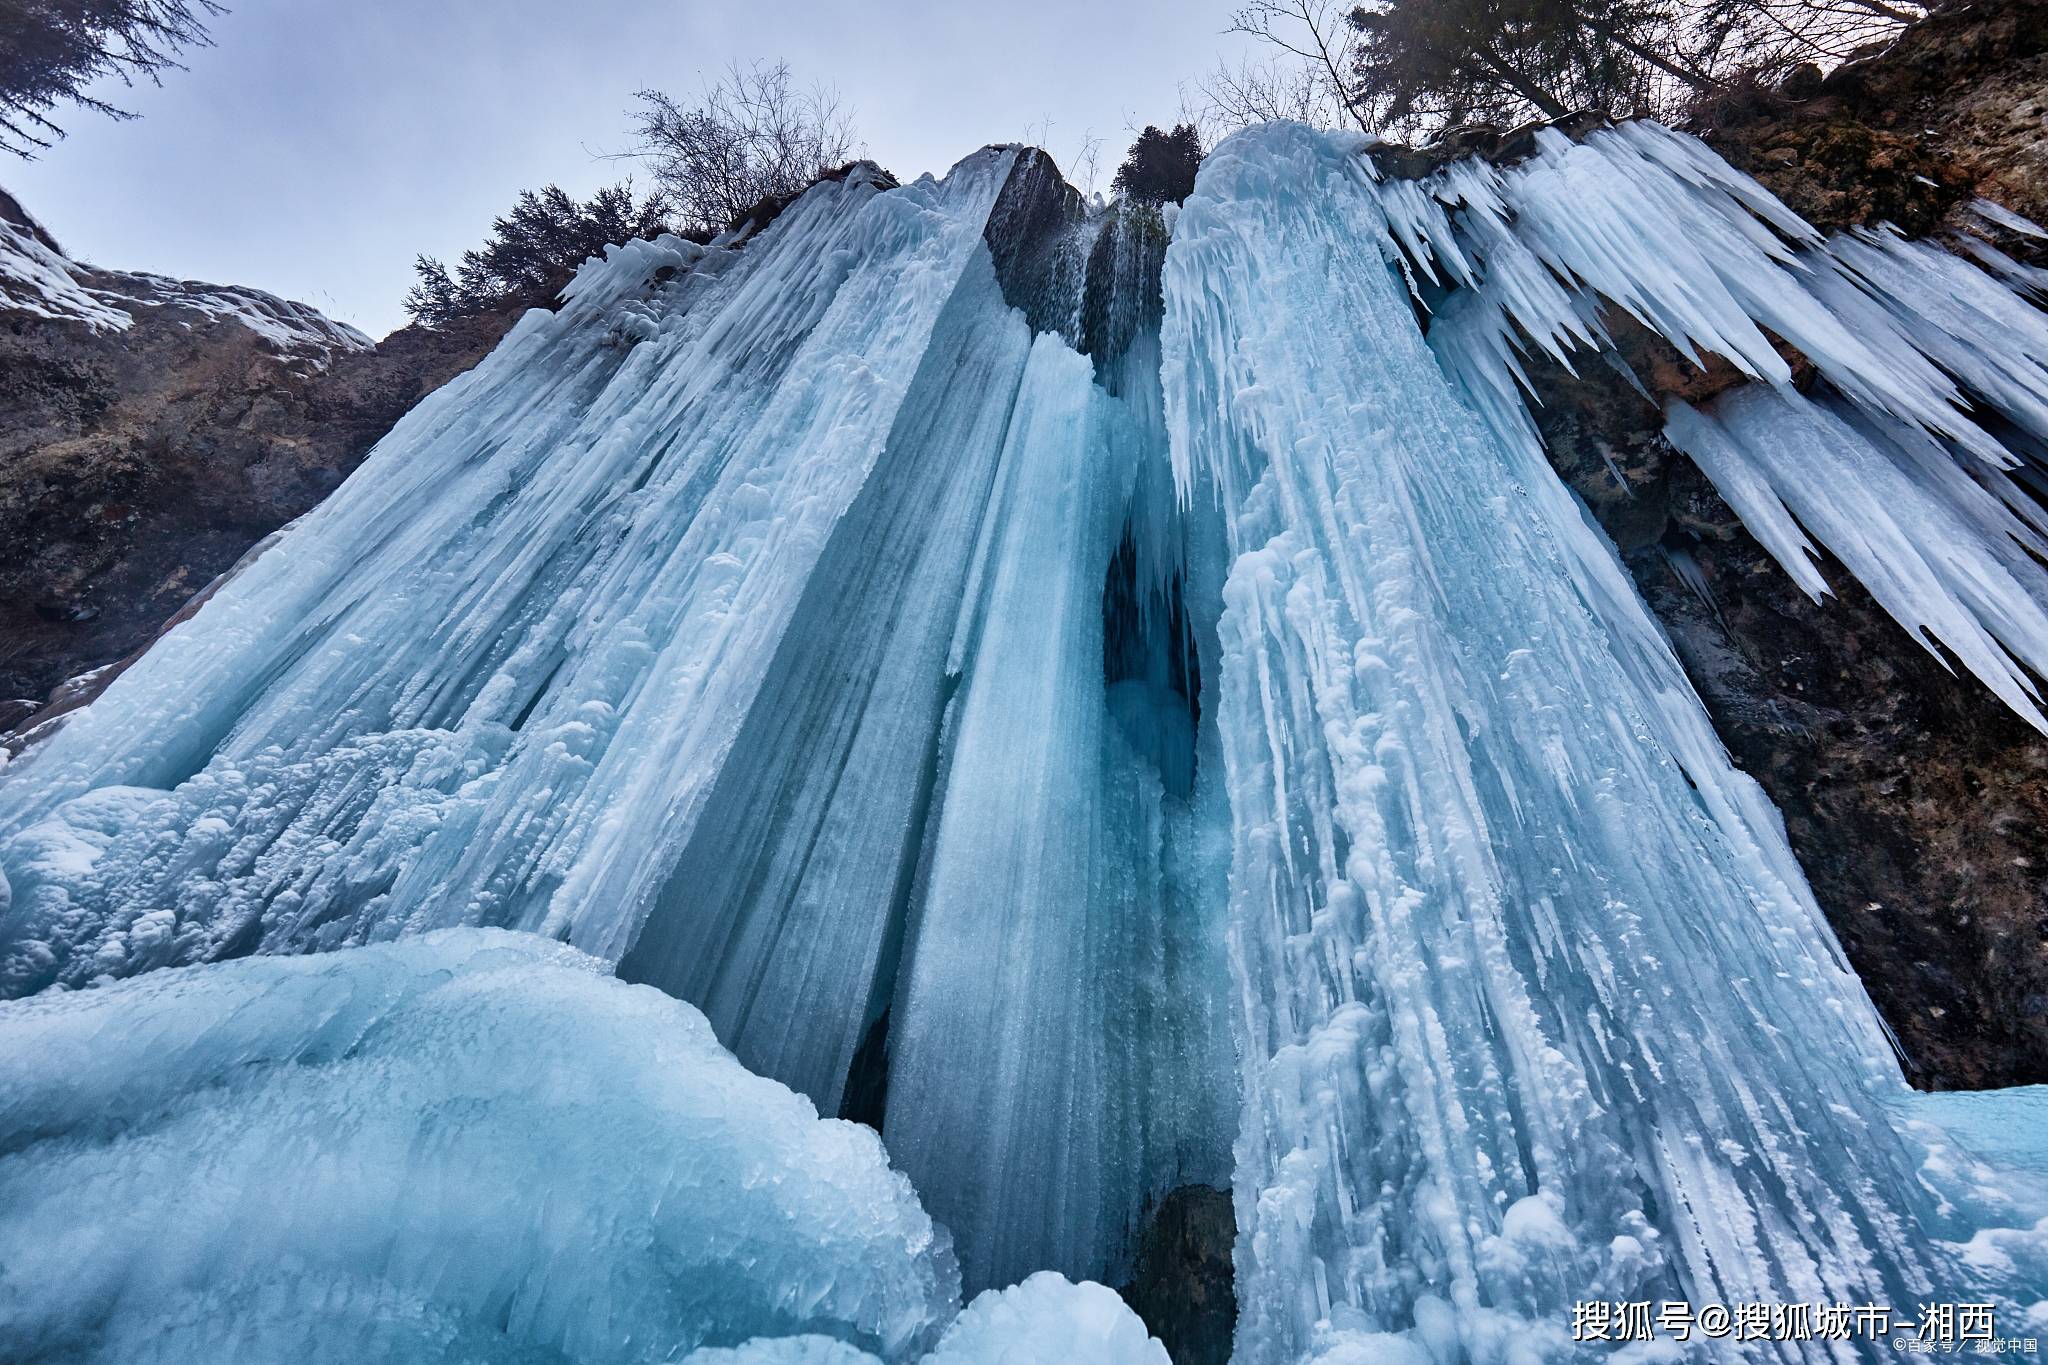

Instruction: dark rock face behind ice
[1117,1185,1236,1365]
[0,199,517,719]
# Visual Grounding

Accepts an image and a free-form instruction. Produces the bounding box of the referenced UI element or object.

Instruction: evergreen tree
[406,181,673,327]
[1347,0,1721,136]
[1,0,221,156]
[1112,124,1203,205]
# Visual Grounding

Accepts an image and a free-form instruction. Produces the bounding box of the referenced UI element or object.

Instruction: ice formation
[4,114,2048,1363]
[0,148,1235,1302]
[0,930,959,1363]
[1379,120,2048,730]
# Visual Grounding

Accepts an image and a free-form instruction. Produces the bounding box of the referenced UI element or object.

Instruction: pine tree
[1347,0,1722,136]
[1112,125,1204,205]
[406,181,674,327]
[1,0,222,156]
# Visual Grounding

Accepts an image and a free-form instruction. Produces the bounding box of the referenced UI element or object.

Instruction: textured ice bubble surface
[0,930,961,1364]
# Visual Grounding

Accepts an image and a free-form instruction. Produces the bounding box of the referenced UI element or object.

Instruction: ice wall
[1163,121,2048,1361]
[0,147,1235,1301]
[0,156,1016,980]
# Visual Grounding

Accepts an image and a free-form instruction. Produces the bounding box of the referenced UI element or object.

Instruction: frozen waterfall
[4,118,2048,1363]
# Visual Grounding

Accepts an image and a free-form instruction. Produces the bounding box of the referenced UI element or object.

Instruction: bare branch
[629,61,862,235]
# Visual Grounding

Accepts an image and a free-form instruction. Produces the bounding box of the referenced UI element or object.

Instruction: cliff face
[0,195,517,724]
[1696,0,2048,236]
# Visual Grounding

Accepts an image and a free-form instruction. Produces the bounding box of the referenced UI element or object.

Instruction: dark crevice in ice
[1102,527,1201,799]
[1118,1184,1237,1365]
[837,667,963,1130]
[840,1006,892,1131]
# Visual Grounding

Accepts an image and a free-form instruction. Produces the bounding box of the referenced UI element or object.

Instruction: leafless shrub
[630,61,861,235]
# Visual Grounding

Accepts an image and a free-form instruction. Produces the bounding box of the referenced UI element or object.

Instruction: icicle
[1666,388,2048,732]
[1375,116,2048,730]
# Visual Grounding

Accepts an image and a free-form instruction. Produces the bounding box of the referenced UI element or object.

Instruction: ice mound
[685,1339,888,1365]
[925,1273,1172,1365]
[698,1275,1171,1365]
[0,930,960,1364]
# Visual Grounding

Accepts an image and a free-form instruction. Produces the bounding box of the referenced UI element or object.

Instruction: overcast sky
[4,1,1262,338]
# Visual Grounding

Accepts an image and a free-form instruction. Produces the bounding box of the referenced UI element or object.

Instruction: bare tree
[1197,52,1352,133]
[1069,129,1106,200]
[630,61,860,235]
[1210,0,1372,132]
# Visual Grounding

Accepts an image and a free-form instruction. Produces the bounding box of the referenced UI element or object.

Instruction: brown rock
[0,262,518,710]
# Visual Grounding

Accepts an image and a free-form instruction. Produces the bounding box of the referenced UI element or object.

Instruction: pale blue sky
[4,1,1259,338]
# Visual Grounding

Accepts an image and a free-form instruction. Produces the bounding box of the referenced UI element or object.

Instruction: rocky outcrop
[1694,0,2048,239]
[0,194,519,722]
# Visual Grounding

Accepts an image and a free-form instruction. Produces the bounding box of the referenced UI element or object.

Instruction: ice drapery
[1381,120,2048,731]
[4,116,2048,1363]
[1164,121,2048,1360]
[0,148,1236,1301]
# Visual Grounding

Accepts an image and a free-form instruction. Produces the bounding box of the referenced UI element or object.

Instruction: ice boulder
[0,929,959,1364]
[674,1277,1175,1365]
[923,1273,1171,1365]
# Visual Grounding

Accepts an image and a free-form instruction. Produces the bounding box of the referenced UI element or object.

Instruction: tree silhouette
[2,0,223,157]
[1113,125,1204,204]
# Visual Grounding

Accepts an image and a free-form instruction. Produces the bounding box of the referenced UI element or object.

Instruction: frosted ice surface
[685,1340,886,1365]
[699,1277,1174,1365]
[0,930,959,1364]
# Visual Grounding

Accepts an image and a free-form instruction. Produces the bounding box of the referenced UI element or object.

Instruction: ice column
[884,334,1222,1293]
[1164,122,2006,1363]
